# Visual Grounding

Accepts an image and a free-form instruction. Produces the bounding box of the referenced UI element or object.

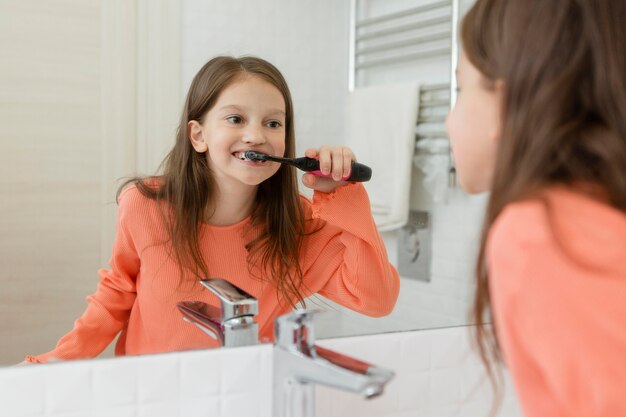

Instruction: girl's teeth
[234,151,265,163]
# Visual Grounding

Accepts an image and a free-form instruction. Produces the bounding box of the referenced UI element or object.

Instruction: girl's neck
[206,182,257,226]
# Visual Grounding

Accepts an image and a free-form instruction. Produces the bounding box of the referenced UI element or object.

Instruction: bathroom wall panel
[0,0,103,365]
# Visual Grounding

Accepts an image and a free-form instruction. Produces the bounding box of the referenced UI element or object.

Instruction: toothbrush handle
[310,161,372,182]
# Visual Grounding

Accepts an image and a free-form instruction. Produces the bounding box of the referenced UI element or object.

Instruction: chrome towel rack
[348,0,460,186]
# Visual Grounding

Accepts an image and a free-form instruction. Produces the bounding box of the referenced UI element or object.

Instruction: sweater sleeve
[25,189,140,363]
[301,182,400,316]
[488,203,626,417]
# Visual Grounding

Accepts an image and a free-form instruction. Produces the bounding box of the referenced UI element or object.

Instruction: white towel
[346,83,419,231]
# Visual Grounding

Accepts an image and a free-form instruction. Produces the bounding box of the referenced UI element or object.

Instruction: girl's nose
[242,125,266,145]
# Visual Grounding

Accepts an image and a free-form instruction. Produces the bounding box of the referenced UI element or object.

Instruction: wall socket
[397,210,432,282]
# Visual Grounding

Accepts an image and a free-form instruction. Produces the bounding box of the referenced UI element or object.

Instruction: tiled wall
[316,326,521,417]
[0,325,520,417]
[0,344,273,417]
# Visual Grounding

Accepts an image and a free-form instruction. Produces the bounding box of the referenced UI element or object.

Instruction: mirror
[0,0,483,366]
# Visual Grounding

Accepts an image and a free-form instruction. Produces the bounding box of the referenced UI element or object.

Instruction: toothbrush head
[244,150,269,161]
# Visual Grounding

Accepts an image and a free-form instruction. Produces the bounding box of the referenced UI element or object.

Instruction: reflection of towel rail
[357,0,451,27]
[417,116,446,124]
[349,0,460,186]
[415,149,449,156]
[357,31,450,56]
[356,16,452,42]
[420,83,450,92]
[416,133,448,140]
[420,99,449,108]
[356,48,451,70]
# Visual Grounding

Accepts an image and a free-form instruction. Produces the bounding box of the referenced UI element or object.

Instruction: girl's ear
[188,120,208,153]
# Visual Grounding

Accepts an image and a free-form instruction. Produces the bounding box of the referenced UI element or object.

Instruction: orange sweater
[488,187,626,416]
[27,183,399,363]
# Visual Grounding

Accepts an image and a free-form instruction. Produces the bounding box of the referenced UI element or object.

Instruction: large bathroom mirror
[0,0,484,366]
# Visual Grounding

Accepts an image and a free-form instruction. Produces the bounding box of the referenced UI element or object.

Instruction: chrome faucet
[177,278,258,347]
[273,310,395,417]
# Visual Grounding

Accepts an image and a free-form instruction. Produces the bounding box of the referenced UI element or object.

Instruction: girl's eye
[226,116,243,124]
[266,120,282,128]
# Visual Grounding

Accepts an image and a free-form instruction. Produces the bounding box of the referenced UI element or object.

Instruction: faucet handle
[200,278,258,321]
[275,309,322,352]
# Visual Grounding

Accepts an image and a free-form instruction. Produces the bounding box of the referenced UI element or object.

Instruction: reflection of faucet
[273,310,395,417]
[177,278,258,347]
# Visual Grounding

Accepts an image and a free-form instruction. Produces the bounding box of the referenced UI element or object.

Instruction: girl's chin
[236,171,279,186]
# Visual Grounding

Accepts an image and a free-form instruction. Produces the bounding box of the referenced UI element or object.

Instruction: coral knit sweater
[27,182,399,363]
[487,186,626,417]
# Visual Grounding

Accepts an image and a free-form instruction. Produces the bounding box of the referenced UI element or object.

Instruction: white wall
[181,0,350,159]
[0,0,103,365]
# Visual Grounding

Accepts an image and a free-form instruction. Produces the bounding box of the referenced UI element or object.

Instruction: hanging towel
[346,83,420,231]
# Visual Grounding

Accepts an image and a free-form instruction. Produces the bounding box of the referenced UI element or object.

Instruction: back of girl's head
[462,0,626,209]
[462,0,626,408]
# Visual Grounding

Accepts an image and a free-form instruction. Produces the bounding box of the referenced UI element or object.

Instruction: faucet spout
[273,310,395,417]
[314,345,394,398]
[177,300,224,343]
[177,278,259,347]
[275,343,394,398]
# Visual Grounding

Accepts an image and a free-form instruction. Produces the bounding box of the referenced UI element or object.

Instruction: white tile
[93,358,138,408]
[427,404,462,417]
[137,355,180,404]
[325,387,394,417]
[396,371,429,412]
[45,362,93,414]
[180,351,220,399]
[0,366,45,416]
[315,385,333,417]
[138,401,178,417]
[430,328,466,369]
[179,397,220,417]
[459,400,492,417]
[49,412,93,417]
[93,405,137,417]
[399,333,431,372]
[460,362,492,403]
[222,391,264,417]
[500,397,523,417]
[219,345,263,395]
[429,369,462,408]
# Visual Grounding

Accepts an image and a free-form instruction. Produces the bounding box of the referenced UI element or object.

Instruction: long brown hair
[462,0,626,404]
[119,56,309,308]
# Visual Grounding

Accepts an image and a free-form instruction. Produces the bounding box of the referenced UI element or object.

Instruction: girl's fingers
[342,149,354,179]
[318,146,332,175]
[302,173,346,193]
[304,148,318,158]
[331,148,345,180]
[307,145,356,181]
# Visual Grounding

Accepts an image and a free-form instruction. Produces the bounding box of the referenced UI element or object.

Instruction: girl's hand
[301,146,355,193]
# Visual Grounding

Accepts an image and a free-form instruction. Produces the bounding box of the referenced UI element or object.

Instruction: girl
[25,56,399,363]
[446,0,626,415]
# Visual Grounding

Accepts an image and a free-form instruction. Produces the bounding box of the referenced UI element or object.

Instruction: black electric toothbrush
[243,151,372,182]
